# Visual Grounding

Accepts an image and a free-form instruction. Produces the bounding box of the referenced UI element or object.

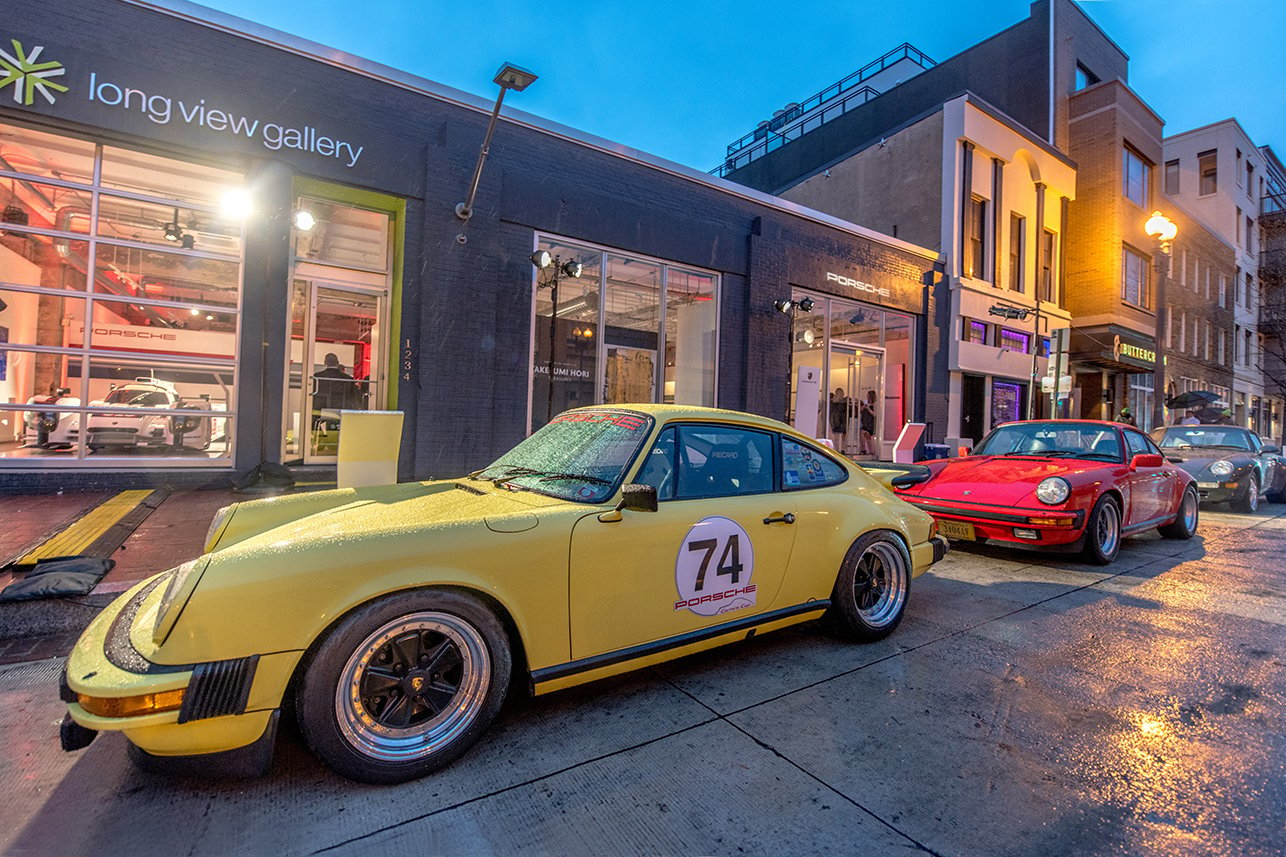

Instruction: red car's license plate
[938,519,976,541]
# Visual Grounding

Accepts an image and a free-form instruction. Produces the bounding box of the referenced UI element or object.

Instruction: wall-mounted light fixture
[988,304,1031,320]
[455,62,539,222]
[293,210,316,231]
[775,296,816,314]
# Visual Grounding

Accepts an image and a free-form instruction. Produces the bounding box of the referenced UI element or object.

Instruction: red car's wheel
[1081,495,1121,565]
[1158,486,1198,539]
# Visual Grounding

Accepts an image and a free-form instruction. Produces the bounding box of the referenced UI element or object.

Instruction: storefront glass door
[828,343,884,457]
[284,280,384,463]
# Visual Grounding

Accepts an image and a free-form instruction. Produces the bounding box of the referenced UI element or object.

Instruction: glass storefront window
[530,236,718,431]
[604,255,661,404]
[665,268,716,407]
[0,119,243,466]
[293,198,390,272]
[0,124,95,185]
[787,292,916,459]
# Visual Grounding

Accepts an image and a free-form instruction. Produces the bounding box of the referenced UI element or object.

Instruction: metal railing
[711,86,882,178]
[712,43,935,177]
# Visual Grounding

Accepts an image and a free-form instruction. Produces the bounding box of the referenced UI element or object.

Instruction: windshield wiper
[535,472,612,486]
[470,465,542,485]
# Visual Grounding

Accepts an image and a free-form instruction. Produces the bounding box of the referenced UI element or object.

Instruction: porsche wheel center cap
[406,673,427,693]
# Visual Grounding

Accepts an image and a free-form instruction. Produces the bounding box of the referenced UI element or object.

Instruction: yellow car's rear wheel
[297,590,511,784]
[825,531,911,642]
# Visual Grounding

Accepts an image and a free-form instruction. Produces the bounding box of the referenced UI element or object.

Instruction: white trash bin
[337,410,404,489]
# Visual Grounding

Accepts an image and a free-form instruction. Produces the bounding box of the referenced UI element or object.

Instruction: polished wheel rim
[853,541,908,627]
[1182,490,1198,531]
[1247,478,1259,512]
[336,612,490,762]
[1096,502,1120,557]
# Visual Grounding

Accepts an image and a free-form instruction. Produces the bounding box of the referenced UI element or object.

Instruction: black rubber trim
[178,655,260,723]
[103,575,192,675]
[1122,513,1177,534]
[531,601,830,685]
[58,665,76,703]
[126,709,279,779]
[931,535,950,562]
[907,500,1085,528]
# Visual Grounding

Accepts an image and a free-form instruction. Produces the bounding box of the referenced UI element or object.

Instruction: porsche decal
[674,516,756,615]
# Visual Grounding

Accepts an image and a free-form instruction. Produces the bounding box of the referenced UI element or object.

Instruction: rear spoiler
[858,462,933,491]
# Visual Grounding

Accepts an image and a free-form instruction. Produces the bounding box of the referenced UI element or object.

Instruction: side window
[1248,432,1263,453]
[781,438,847,489]
[1143,433,1164,457]
[1124,430,1151,458]
[636,427,677,501]
[675,425,774,499]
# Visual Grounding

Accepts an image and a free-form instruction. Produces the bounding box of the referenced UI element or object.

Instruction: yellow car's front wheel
[296,591,511,784]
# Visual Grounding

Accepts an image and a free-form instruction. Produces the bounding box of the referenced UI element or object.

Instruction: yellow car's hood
[221,480,567,556]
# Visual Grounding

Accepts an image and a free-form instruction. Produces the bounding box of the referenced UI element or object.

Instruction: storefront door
[285,279,385,464]
[827,343,884,458]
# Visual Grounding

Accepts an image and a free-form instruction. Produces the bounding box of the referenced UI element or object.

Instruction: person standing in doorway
[829,387,848,445]
[860,390,877,455]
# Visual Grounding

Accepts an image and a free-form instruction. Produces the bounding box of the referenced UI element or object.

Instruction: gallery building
[0,0,940,488]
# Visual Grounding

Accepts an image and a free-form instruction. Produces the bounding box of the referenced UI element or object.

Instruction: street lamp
[455,62,539,221]
[1145,211,1178,430]
[533,251,584,422]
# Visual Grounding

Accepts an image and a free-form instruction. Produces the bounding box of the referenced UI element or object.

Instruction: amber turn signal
[1027,516,1076,527]
[77,689,185,718]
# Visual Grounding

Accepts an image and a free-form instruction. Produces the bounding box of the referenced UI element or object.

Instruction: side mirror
[1262,444,1281,455]
[617,483,658,513]
[1130,453,1164,469]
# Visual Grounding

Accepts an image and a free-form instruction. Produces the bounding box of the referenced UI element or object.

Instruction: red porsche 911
[893,420,1198,564]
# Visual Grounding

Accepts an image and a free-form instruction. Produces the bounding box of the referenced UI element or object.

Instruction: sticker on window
[674,516,756,616]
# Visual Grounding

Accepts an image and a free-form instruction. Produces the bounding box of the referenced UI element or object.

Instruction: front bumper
[1195,480,1242,503]
[61,575,299,770]
[901,496,1086,547]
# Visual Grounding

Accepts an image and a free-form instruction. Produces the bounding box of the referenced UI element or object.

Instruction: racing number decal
[674,516,756,616]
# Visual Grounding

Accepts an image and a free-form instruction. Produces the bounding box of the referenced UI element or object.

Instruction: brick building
[0,0,940,488]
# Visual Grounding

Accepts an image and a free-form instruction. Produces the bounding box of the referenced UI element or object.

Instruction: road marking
[13,490,154,565]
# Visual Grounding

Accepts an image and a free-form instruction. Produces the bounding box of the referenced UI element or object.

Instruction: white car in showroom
[24,387,81,450]
[86,377,211,452]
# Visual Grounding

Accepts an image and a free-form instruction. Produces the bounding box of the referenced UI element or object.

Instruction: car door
[568,423,797,660]
[1122,428,1167,525]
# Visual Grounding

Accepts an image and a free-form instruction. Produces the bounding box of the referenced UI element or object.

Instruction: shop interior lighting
[774,299,794,314]
[293,210,316,231]
[531,250,552,269]
[221,189,254,220]
[456,61,539,221]
[796,296,815,312]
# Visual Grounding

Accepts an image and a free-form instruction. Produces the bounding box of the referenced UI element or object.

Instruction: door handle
[763,513,796,525]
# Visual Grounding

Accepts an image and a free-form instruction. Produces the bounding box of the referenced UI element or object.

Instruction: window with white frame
[1122,245,1150,308]
[1199,149,1217,195]
[0,119,243,466]
[1123,146,1149,207]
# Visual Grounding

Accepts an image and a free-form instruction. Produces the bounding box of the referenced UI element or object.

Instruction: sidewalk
[0,486,249,662]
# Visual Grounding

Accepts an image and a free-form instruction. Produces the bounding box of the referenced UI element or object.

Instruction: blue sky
[197,0,1286,171]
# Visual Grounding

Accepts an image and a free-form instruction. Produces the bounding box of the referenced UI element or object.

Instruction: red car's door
[1122,428,1168,525]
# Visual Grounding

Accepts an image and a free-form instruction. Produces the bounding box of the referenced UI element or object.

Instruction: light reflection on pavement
[0,506,1282,856]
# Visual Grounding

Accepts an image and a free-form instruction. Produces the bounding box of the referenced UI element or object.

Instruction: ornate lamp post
[1145,211,1178,430]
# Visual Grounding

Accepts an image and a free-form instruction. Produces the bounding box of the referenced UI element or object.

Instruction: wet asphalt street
[1,505,1282,857]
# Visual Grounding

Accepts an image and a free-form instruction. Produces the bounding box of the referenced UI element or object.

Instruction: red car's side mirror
[1130,453,1164,469]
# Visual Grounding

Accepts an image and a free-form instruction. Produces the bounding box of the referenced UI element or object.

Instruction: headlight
[152,558,208,646]
[1035,477,1071,505]
[1209,459,1234,477]
[204,504,236,553]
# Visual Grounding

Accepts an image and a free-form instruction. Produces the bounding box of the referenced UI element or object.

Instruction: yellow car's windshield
[473,410,654,503]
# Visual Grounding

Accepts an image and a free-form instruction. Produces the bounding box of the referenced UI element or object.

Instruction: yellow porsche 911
[60,405,948,783]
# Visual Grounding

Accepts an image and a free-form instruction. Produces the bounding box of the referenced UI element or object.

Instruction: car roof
[560,404,811,440]
[994,419,1130,429]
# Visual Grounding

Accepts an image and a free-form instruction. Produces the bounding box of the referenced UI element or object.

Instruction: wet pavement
[0,504,1282,856]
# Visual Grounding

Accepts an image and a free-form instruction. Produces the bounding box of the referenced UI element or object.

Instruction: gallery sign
[0,28,408,180]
